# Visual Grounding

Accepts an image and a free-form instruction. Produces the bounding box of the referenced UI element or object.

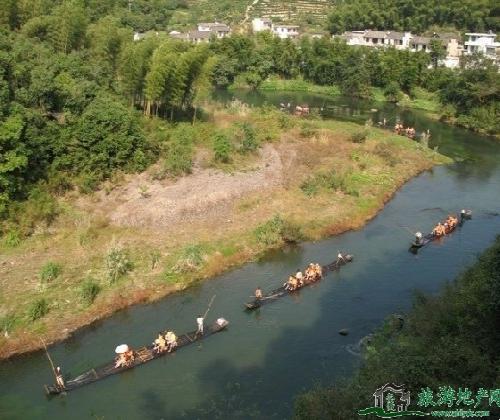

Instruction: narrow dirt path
[241,0,261,25]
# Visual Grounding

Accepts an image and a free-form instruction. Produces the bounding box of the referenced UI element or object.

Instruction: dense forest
[294,236,500,419]
[327,0,500,34]
[0,0,499,243]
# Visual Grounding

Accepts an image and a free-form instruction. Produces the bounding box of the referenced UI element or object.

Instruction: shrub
[278,113,292,129]
[2,229,21,248]
[28,298,49,321]
[80,278,101,306]
[164,140,193,176]
[300,169,359,197]
[374,143,401,166]
[244,71,263,90]
[150,249,161,269]
[238,122,259,153]
[300,177,320,196]
[384,81,403,102]
[40,262,62,283]
[46,171,73,195]
[76,172,101,194]
[213,133,232,163]
[105,245,133,283]
[350,129,368,143]
[171,244,206,274]
[0,313,19,334]
[299,122,316,138]
[254,215,302,247]
[17,187,60,232]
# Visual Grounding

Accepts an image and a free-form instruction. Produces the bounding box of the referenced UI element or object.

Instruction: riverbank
[233,77,441,115]
[0,106,450,360]
[294,235,500,419]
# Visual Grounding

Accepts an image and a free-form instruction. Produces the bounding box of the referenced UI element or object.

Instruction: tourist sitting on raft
[153,332,167,354]
[405,127,416,139]
[285,275,299,291]
[446,215,458,230]
[114,345,135,368]
[306,263,323,281]
[164,331,177,352]
[295,269,304,287]
[432,222,446,237]
[255,287,263,299]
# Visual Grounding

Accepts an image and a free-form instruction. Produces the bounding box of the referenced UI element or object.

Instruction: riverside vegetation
[294,235,500,419]
[0,100,449,359]
[0,0,492,358]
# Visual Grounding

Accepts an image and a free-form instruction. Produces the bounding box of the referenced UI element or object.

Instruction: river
[1,92,499,419]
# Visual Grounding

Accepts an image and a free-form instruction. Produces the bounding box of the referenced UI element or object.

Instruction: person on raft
[55,366,65,389]
[115,348,135,368]
[255,287,263,299]
[295,269,304,287]
[415,231,423,245]
[432,222,446,237]
[165,331,177,352]
[153,332,166,354]
[196,316,204,335]
[285,275,299,291]
[446,215,458,230]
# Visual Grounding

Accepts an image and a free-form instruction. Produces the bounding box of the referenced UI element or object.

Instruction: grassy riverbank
[294,236,500,419]
[0,105,450,360]
[232,77,440,115]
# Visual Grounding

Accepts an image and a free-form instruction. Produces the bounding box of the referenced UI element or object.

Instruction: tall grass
[28,298,49,321]
[79,278,101,306]
[254,215,303,247]
[105,244,133,283]
[40,262,62,283]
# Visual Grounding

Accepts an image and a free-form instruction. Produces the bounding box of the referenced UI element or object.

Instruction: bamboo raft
[44,318,228,395]
[409,210,472,251]
[244,254,353,310]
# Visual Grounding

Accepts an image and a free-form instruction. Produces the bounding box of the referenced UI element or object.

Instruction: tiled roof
[189,30,212,39]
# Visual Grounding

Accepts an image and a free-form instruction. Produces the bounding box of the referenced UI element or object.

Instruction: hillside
[251,0,335,24]
[169,0,335,28]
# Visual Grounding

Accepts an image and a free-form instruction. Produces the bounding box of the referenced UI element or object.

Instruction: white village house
[464,32,499,61]
[273,24,300,39]
[134,22,230,44]
[197,22,231,39]
[252,17,299,39]
[340,30,464,68]
[252,17,272,33]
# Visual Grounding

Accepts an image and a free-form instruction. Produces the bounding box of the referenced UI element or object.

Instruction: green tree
[50,0,88,53]
[118,37,159,106]
[212,132,231,163]
[384,81,402,102]
[0,0,21,30]
[429,39,447,68]
[86,16,132,83]
[67,94,150,176]
[0,114,28,214]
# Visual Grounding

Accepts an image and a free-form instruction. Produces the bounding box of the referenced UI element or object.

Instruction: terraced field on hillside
[181,0,335,26]
[251,0,335,23]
